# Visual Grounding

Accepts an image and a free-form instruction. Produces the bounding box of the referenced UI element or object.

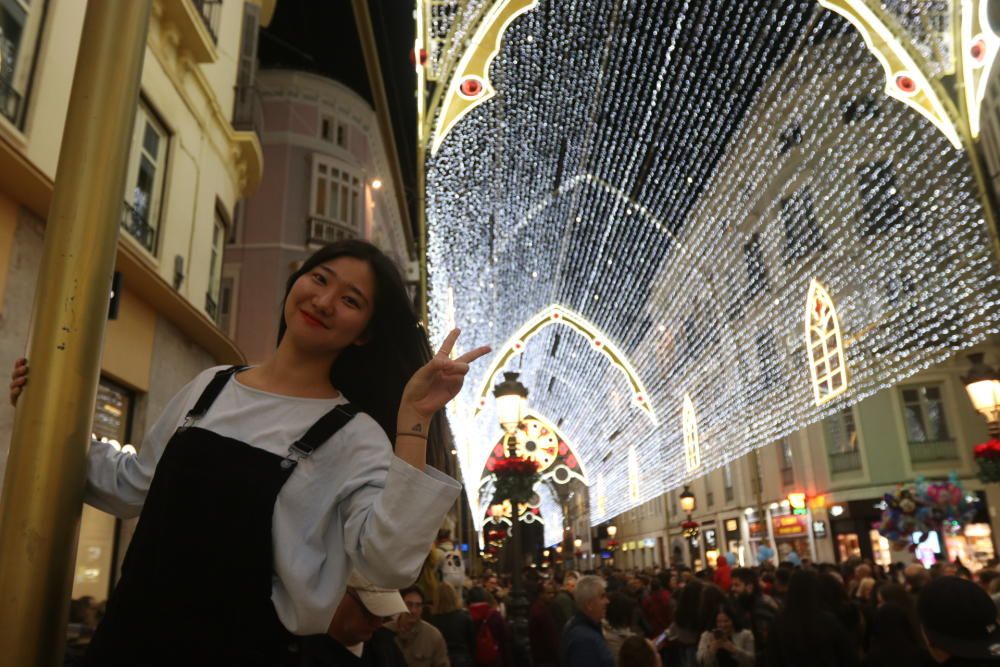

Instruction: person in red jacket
[640,575,673,638]
[713,555,733,593]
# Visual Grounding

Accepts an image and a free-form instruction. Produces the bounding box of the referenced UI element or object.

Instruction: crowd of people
[62,547,1000,666]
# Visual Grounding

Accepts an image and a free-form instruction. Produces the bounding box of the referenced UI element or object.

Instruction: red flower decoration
[974,439,1000,459]
[493,456,540,476]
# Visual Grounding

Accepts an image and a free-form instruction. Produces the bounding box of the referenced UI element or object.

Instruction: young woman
[10,240,490,666]
[695,604,755,667]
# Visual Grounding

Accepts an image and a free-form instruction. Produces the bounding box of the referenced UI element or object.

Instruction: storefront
[771,512,813,561]
[723,516,744,564]
[745,509,769,565]
[828,498,883,564]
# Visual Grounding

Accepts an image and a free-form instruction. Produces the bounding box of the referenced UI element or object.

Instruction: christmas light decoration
[422,0,1000,524]
[806,280,849,405]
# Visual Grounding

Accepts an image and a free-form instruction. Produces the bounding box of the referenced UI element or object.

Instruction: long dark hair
[277,240,428,444]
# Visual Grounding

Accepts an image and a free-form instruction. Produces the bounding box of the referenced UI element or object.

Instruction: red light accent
[460,77,483,97]
[971,39,986,62]
[895,74,917,94]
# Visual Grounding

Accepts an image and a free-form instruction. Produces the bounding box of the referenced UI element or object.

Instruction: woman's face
[716,611,733,634]
[283,256,376,357]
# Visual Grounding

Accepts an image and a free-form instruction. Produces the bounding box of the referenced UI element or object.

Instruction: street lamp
[607,525,617,539]
[964,353,1000,438]
[492,371,531,662]
[680,485,697,514]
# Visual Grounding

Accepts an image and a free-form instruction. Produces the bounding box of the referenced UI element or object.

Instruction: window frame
[309,153,363,235]
[0,0,47,129]
[122,100,170,255]
[206,204,227,321]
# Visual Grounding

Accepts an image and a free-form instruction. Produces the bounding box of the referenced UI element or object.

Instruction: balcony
[121,202,156,254]
[828,449,862,474]
[308,216,358,246]
[156,0,219,63]
[232,84,263,133]
[908,439,960,464]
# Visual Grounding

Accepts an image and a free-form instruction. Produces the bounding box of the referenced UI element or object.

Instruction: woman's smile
[299,309,327,328]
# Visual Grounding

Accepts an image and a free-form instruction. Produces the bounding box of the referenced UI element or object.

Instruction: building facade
[222,68,417,363]
[0,0,274,605]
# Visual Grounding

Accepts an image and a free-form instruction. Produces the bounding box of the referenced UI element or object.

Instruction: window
[311,155,362,240]
[824,407,862,473]
[901,384,958,462]
[805,280,848,405]
[122,102,169,254]
[206,208,225,320]
[670,490,677,516]
[705,476,714,508]
[723,463,734,502]
[0,0,45,127]
[218,276,234,336]
[232,2,261,131]
[779,438,794,486]
[683,394,701,471]
[743,233,769,299]
[780,191,824,263]
[856,160,906,235]
[320,114,347,148]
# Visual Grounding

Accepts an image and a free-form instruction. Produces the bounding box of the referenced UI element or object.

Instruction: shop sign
[748,521,765,537]
[704,529,718,550]
[725,519,739,534]
[643,538,656,548]
[773,514,809,537]
[813,521,827,538]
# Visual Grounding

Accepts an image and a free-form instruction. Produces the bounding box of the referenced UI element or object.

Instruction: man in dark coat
[560,575,614,667]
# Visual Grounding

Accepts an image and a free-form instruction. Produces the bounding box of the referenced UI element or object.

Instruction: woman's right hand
[10,357,27,407]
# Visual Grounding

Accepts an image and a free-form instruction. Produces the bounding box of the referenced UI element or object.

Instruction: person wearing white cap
[298,571,409,666]
[386,586,450,667]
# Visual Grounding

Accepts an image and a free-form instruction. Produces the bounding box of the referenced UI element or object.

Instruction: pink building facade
[223,69,416,362]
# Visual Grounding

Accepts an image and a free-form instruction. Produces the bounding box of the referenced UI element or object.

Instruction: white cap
[347,571,407,617]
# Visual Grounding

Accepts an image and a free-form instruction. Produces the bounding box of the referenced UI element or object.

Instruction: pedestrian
[862,602,934,667]
[640,575,673,639]
[560,575,615,667]
[917,576,1000,666]
[385,586,449,667]
[430,583,476,667]
[298,572,409,667]
[714,556,733,593]
[696,603,754,667]
[663,578,704,667]
[9,240,491,666]
[529,580,560,667]
[618,635,664,667]
[730,568,776,665]
[467,587,511,667]
[605,592,639,666]
[765,569,859,667]
[553,571,581,631]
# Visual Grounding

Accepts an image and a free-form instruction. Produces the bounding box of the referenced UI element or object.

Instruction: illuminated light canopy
[806,280,849,406]
[426,1,1000,523]
[628,445,640,502]
[472,305,657,424]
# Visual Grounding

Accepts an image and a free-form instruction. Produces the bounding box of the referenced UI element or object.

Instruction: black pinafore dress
[84,366,360,667]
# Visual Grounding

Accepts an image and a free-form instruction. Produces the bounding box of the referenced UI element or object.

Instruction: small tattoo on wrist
[412,423,422,432]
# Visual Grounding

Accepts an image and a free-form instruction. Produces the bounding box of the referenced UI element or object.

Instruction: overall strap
[184,366,249,425]
[281,403,360,470]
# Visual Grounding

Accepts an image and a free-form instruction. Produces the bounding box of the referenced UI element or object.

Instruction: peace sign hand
[400,329,491,419]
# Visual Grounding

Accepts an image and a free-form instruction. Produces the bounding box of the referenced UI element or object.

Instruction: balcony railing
[828,449,862,474]
[308,216,358,246]
[205,292,218,320]
[0,75,22,126]
[908,439,959,464]
[780,466,794,486]
[121,201,156,253]
[232,84,263,133]
[191,0,222,43]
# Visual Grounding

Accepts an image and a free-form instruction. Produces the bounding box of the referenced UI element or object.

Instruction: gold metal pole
[0,2,152,665]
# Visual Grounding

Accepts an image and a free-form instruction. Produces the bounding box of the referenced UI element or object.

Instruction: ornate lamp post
[679,485,700,565]
[964,353,1000,438]
[493,371,532,662]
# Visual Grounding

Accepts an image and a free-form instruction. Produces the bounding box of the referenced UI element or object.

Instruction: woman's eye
[312,273,326,284]
[344,297,359,308]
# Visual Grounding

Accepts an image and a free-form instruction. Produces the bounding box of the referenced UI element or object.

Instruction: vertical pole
[505,434,532,664]
[0,2,152,665]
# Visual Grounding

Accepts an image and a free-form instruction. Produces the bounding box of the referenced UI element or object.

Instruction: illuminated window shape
[806,280,849,406]
[473,305,657,425]
[682,394,701,472]
[628,446,640,502]
[596,473,607,517]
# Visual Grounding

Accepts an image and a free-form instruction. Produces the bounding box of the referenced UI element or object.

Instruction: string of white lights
[426,0,1000,525]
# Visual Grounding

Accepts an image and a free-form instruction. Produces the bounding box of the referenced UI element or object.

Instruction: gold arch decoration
[817,0,962,148]
[960,0,1000,137]
[472,305,658,425]
[431,0,539,155]
[805,279,849,406]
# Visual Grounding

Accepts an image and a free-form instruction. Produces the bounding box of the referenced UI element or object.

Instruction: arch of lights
[420,0,1000,523]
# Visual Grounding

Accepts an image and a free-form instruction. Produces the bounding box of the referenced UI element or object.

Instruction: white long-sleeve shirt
[85,366,462,634]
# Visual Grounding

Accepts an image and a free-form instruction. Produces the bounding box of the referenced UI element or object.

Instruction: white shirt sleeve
[271,412,462,634]
[83,370,213,518]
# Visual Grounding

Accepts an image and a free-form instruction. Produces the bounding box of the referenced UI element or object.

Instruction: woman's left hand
[400,329,491,418]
